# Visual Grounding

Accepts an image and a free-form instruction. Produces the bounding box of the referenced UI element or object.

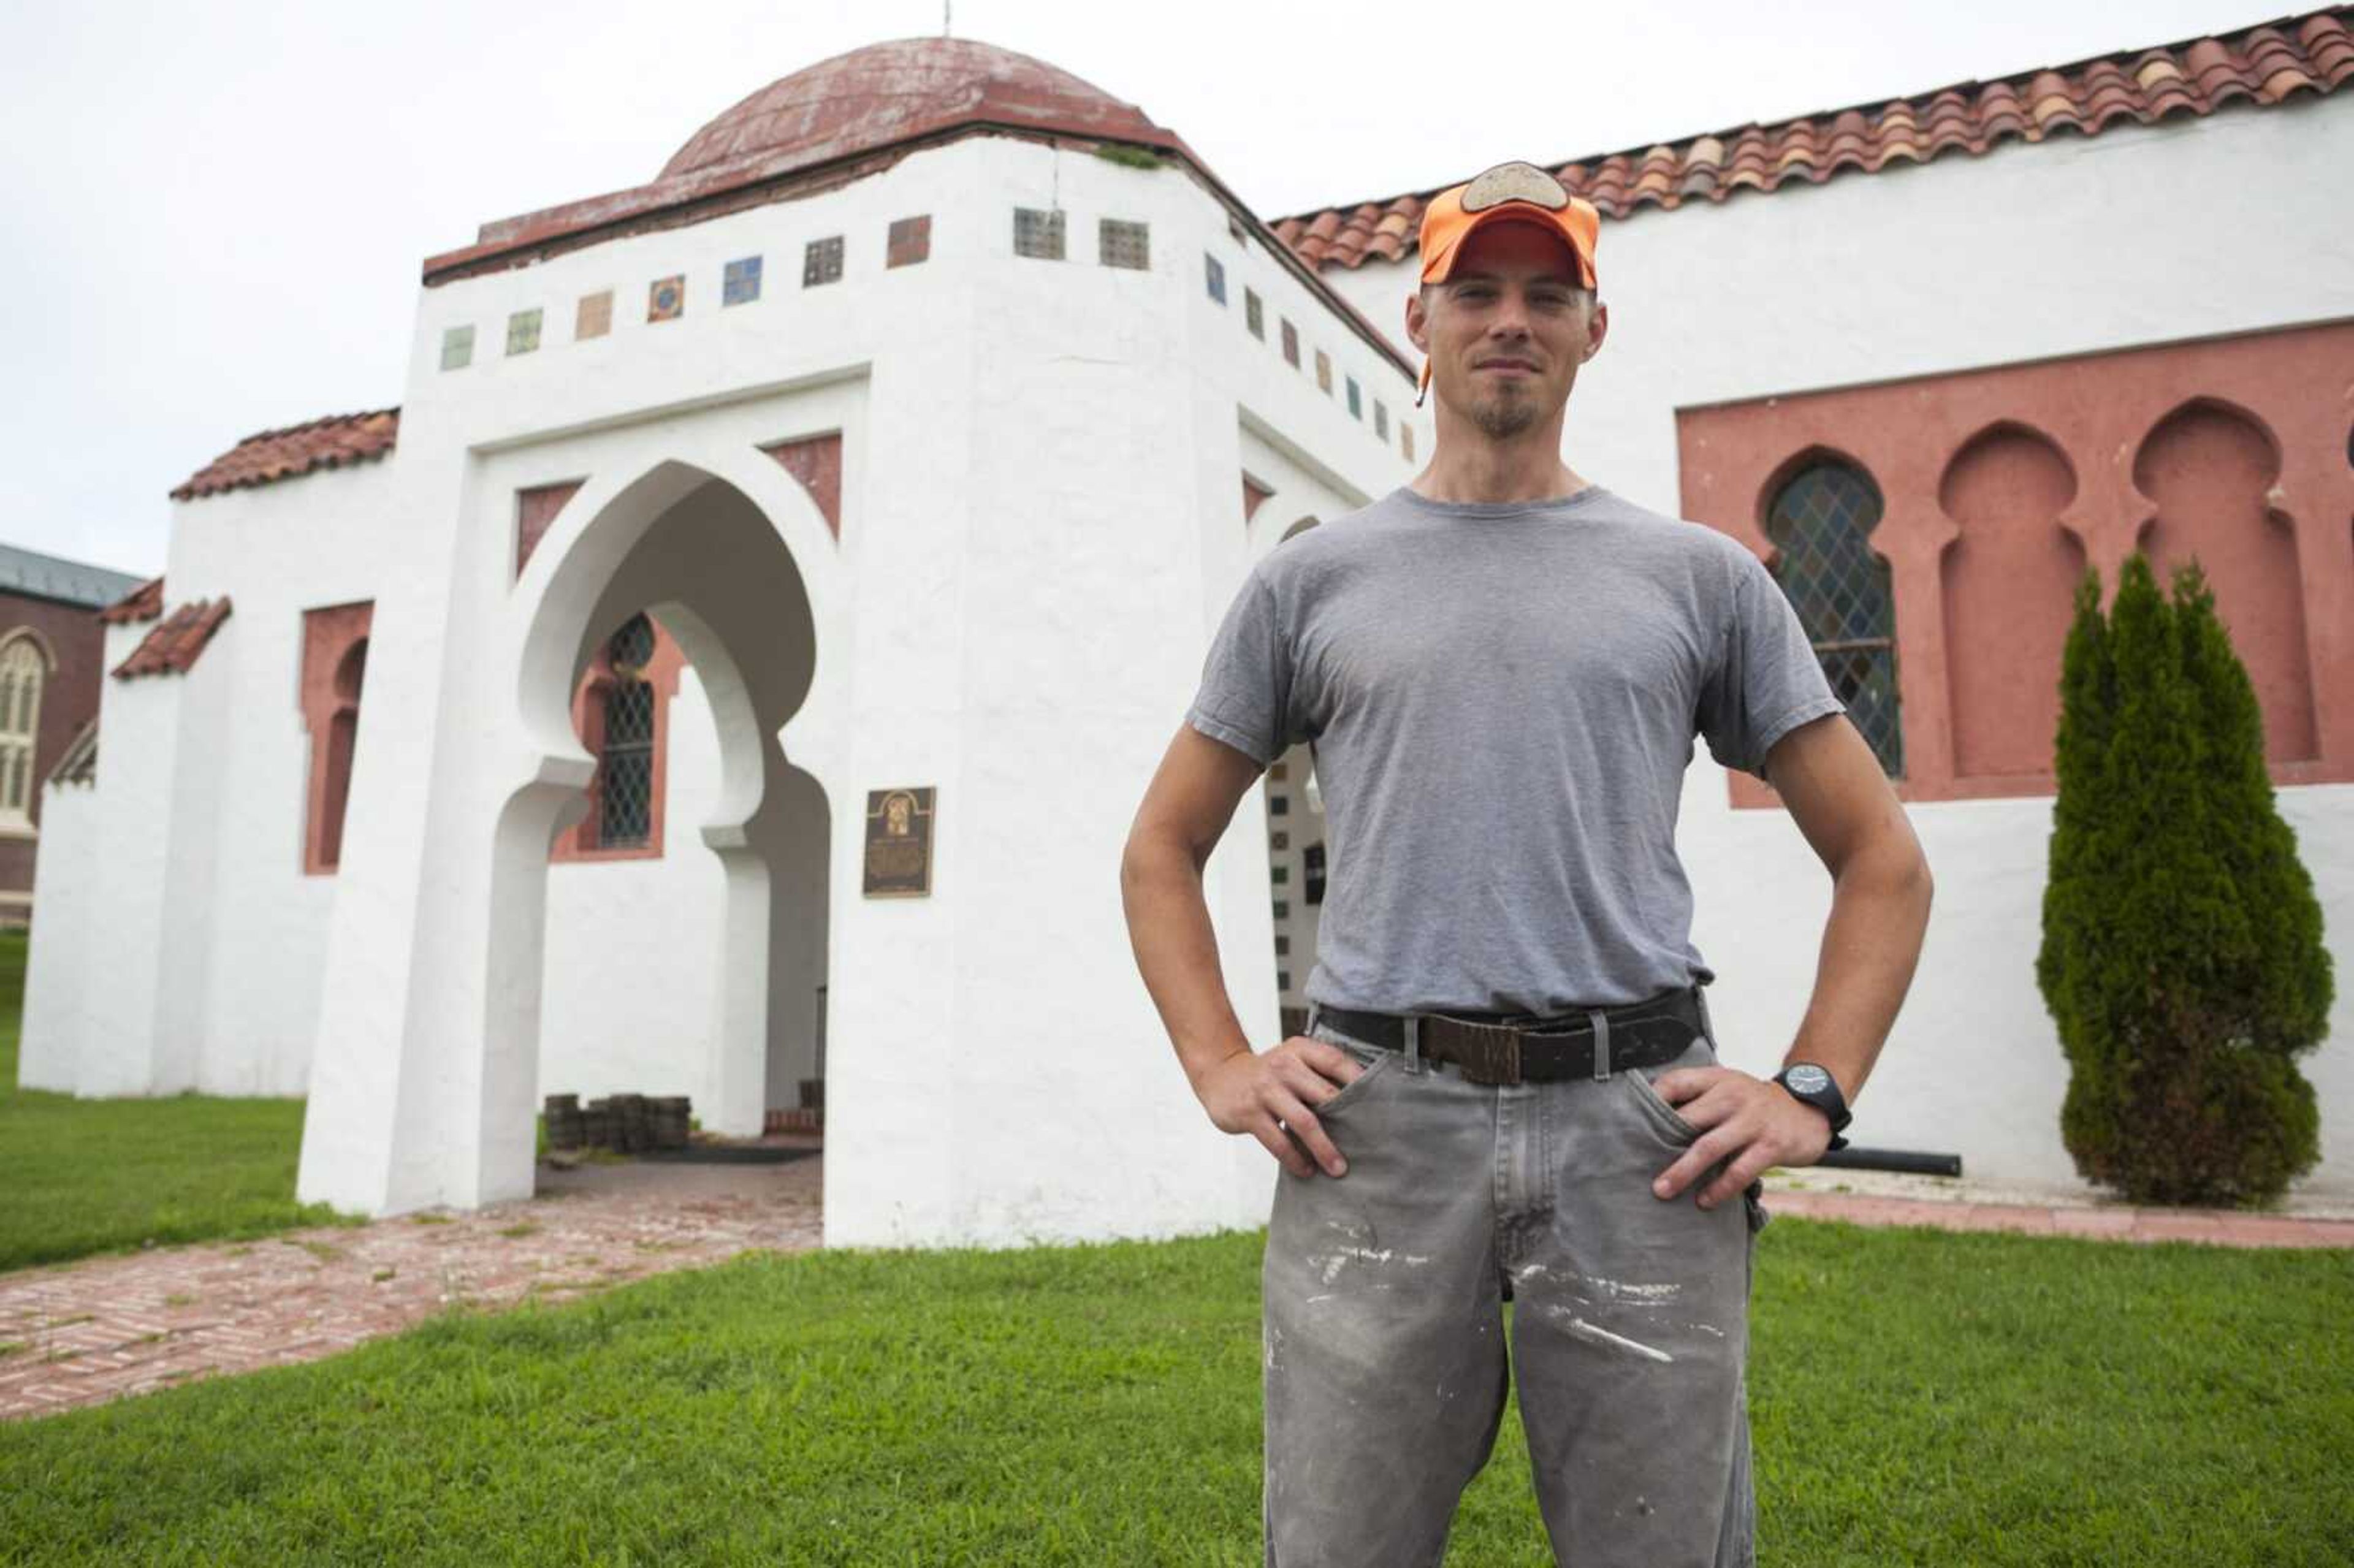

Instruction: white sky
[0,0,2295,576]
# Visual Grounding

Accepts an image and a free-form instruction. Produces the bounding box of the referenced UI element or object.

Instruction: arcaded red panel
[111,598,231,680]
[171,409,400,501]
[1270,9,2353,270]
[550,618,685,866]
[97,576,164,625]
[299,601,373,876]
[1675,318,2354,811]
[761,433,844,539]
[516,480,585,577]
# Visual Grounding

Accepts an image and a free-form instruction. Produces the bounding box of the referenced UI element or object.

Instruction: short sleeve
[1185,565,1296,767]
[1697,546,1848,781]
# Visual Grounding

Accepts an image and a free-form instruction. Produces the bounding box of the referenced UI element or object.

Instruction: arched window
[300,601,373,874]
[595,615,658,848]
[0,637,45,829]
[1765,461,1904,777]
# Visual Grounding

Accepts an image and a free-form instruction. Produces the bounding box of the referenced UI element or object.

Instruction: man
[1120,160,1933,1566]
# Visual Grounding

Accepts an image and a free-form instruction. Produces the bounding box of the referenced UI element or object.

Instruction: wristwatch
[1770,1063,1851,1152]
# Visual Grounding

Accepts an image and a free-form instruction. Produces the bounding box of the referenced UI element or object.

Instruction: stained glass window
[1765,462,1903,777]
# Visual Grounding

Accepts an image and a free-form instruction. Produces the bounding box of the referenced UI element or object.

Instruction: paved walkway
[0,1147,822,1423]
[4,1150,2348,1425]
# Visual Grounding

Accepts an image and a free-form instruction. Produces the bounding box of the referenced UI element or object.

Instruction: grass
[0,932,367,1273]
[0,1221,2347,1565]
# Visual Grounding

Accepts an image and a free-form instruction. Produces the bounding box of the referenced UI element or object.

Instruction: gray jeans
[1263,997,1770,1567]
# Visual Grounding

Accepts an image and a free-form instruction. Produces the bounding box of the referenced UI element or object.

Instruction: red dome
[660,37,1175,183]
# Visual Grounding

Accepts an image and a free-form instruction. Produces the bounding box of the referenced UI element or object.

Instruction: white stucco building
[23,15,2354,1241]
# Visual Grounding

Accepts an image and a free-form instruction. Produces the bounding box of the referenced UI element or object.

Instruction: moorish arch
[1937,421,2085,781]
[476,453,839,1206]
[2131,397,2317,763]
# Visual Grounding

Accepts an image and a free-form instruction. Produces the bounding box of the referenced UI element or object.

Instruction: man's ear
[1404,289,1428,356]
[1582,299,1609,362]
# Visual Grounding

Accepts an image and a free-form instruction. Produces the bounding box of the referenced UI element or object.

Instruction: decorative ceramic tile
[1274,934,1290,956]
[803,235,844,286]
[1013,207,1064,259]
[1402,422,1416,461]
[1273,900,1289,919]
[648,275,685,322]
[1204,252,1226,303]
[1346,377,1362,419]
[1271,864,1289,885]
[1374,400,1390,440]
[1100,219,1150,270]
[723,256,763,306]
[440,324,474,371]
[1269,762,1288,780]
[1314,350,1331,394]
[1270,830,1289,850]
[1281,319,1300,368]
[576,290,614,340]
[887,215,931,268]
[1270,794,1289,815]
[1244,288,1263,339]
[505,308,543,356]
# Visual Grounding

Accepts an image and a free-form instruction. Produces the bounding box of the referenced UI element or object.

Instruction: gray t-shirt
[1184,481,1846,1014]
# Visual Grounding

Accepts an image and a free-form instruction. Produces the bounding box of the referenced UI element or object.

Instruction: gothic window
[300,602,373,874]
[0,637,45,829]
[1765,461,1903,777]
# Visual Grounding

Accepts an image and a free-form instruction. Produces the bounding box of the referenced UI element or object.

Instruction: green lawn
[1,1220,2347,1565]
[0,931,362,1273]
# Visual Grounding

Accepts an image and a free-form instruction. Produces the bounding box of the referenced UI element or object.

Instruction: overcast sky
[1,0,2293,577]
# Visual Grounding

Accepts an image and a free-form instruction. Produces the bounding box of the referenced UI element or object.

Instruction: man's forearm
[1778,840,1932,1107]
[1121,834,1259,1094]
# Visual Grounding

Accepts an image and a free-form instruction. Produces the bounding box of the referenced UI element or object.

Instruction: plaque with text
[863,786,935,896]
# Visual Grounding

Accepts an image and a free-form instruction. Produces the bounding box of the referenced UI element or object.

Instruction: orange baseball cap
[1415,161,1601,402]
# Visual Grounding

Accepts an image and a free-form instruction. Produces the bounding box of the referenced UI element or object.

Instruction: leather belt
[1312,983,1708,1086]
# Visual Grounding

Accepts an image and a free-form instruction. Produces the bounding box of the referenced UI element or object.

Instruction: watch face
[1785,1064,1832,1095]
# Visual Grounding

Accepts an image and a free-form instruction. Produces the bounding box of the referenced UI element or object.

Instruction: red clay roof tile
[1272,7,2353,270]
[171,409,399,502]
[112,598,232,680]
[97,576,164,625]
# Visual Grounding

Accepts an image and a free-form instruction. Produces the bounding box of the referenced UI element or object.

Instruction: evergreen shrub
[2035,552,2331,1206]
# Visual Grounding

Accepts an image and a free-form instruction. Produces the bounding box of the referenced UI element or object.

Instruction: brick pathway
[1759,1188,2354,1247]
[0,1147,821,1423]
[6,1149,2348,1425]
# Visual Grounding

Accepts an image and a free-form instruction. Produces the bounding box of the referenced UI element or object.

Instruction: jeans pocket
[1623,1058,1703,1145]
[1306,1032,1395,1118]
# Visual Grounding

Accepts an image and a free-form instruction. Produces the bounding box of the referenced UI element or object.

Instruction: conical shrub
[2036,552,2329,1206]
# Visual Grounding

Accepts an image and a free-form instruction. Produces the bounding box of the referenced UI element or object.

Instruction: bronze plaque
[863,786,935,896]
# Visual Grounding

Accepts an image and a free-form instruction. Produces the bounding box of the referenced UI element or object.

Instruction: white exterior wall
[1320,95,2354,1195]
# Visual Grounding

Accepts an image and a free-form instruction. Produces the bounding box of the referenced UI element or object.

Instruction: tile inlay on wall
[1375,400,1390,440]
[887,215,931,268]
[506,308,543,357]
[440,325,474,371]
[1205,252,1226,303]
[1402,422,1416,462]
[1346,376,1363,419]
[804,236,844,287]
[576,291,614,340]
[1315,349,1332,394]
[1100,219,1149,271]
[1014,207,1065,261]
[723,256,763,306]
[648,275,685,322]
[1244,288,1263,340]
[1281,319,1300,368]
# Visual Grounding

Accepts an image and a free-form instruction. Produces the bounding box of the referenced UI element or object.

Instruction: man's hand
[1194,1036,1368,1181]
[1648,1067,1834,1209]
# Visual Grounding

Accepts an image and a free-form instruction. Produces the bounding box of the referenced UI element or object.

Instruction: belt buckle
[1439,1018,1524,1086]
